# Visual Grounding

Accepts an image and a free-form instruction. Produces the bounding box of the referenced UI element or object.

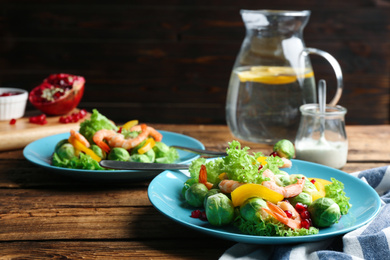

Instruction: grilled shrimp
[218,180,244,193]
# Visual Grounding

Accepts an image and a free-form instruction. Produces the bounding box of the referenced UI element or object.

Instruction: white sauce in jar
[295,138,348,169]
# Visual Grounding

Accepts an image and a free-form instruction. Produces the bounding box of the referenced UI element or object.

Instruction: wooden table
[1,124,389,259]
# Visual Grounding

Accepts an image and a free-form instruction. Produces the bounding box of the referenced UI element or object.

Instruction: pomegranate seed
[9,118,16,125]
[118,127,123,133]
[258,165,263,171]
[191,210,202,218]
[284,210,293,218]
[190,210,207,221]
[29,114,47,125]
[269,151,278,157]
[79,109,87,117]
[310,179,316,184]
[295,203,307,213]
[59,109,87,124]
[300,210,311,219]
[200,211,208,221]
[301,219,311,229]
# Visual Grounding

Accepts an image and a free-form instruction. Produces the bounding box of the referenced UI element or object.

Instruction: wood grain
[0,124,389,258]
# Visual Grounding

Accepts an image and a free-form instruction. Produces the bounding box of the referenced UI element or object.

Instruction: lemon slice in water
[237,66,314,85]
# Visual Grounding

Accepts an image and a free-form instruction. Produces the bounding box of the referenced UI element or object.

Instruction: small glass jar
[295,104,348,169]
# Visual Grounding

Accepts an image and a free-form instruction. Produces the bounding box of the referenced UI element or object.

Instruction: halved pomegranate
[29,73,85,115]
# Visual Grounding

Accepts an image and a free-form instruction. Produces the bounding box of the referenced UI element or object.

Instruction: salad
[182,140,352,237]
[52,109,179,170]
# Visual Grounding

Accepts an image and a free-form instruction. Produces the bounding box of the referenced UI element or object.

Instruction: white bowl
[0,88,28,121]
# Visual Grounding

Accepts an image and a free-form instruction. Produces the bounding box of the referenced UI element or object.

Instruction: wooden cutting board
[0,109,90,151]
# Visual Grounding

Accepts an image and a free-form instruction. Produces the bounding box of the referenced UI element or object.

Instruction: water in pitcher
[226,65,316,143]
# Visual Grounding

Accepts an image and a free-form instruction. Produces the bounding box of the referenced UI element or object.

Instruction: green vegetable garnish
[205,193,235,226]
[308,197,341,227]
[273,139,295,159]
[79,109,118,145]
[325,178,352,215]
[189,140,270,185]
[52,152,105,170]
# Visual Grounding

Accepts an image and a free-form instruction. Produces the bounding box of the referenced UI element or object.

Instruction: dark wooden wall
[1,0,389,125]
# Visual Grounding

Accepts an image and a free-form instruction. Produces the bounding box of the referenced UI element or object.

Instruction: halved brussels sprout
[273,139,295,159]
[308,197,341,227]
[274,171,291,186]
[182,178,198,198]
[203,189,221,208]
[108,147,130,161]
[205,193,234,226]
[56,143,76,160]
[239,197,268,222]
[288,192,312,207]
[91,144,106,159]
[54,139,69,154]
[185,183,209,207]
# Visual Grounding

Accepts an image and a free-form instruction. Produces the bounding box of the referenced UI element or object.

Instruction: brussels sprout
[290,174,317,195]
[181,178,198,198]
[205,193,234,226]
[239,197,268,222]
[54,139,69,154]
[203,189,221,208]
[308,197,341,227]
[288,192,312,207]
[274,171,291,186]
[108,147,130,161]
[91,144,106,159]
[56,143,76,160]
[144,148,156,162]
[153,142,170,158]
[131,140,146,154]
[129,154,151,163]
[185,183,209,207]
[273,139,295,159]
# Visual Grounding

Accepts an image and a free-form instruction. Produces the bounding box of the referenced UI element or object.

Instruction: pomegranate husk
[29,74,85,116]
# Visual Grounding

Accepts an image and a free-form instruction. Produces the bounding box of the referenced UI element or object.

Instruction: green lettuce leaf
[188,140,272,185]
[235,215,319,237]
[52,152,105,170]
[325,178,352,215]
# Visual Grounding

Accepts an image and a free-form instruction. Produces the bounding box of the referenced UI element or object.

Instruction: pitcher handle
[304,48,343,106]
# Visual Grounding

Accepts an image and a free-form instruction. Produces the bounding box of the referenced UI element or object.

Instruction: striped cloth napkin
[220,166,390,260]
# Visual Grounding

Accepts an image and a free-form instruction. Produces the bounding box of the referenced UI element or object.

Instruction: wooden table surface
[1,124,389,259]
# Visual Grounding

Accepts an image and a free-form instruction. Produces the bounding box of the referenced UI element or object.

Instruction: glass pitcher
[226,10,343,144]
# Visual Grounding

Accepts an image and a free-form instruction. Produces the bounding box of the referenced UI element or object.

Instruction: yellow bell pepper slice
[256,156,268,166]
[218,172,227,180]
[122,120,139,130]
[231,183,284,207]
[138,138,155,154]
[308,178,330,201]
[68,136,101,162]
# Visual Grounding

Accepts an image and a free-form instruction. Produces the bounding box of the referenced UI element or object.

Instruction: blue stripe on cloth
[357,205,390,259]
[316,251,353,260]
[359,231,389,260]
[361,205,390,234]
[357,166,388,189]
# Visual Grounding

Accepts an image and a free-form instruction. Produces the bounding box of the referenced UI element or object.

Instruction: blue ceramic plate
[23,131,204,181]
[148,159,381,244]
